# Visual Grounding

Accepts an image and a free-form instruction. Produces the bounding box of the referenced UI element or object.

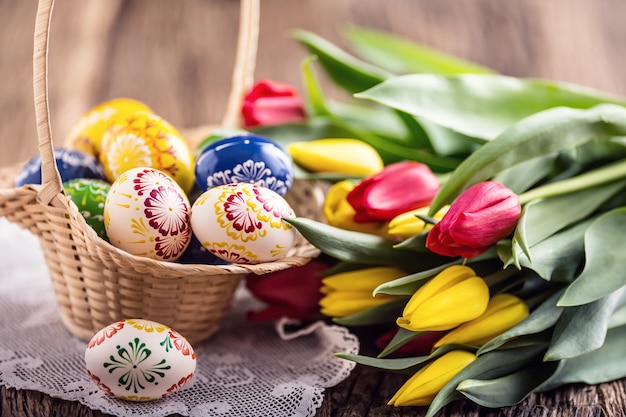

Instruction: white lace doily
[0,217,359,417]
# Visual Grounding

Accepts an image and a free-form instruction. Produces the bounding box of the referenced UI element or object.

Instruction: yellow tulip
[319,266,407,317]
[396,265,489,332]
[388,350,477,406]
[288,138,384,176]
[433,293,529,348]
[387,206,450,240]
[323,180,390,237]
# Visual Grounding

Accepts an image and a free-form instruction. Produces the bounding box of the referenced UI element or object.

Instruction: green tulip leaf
[254,117,355,148]
[545,287,626,361]
[512,181,626,265]
[418,118,484,159]
[425,104,626,214]
[425,344,546,417]
[332,297,408,326]
[373,261,459,296]
[356,74,626,140]
[539,325,626,391]
[343,25,494,75]
[377,327,422,358]
[285,217,450,270]
[301,55,330,116]
[492,153,558,194]
[292,29,392,94]
[609,303,626,329]
[336,343,469,372]
[478,289,564,355]
[514,219,590,282]
[328,101,413,146]
[457,360,560,408]
[334,352,430,372]
[558,207,626,306]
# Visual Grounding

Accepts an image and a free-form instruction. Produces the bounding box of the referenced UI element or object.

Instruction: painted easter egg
[64,98,152,157]
[63,178,111,240]
[194,134,294,197]
[193,127,248,159]
[85,319,196,401]
[99,111,194,193]
[190,182,297,264]
[104,167,192,262]
[14,147,105,187]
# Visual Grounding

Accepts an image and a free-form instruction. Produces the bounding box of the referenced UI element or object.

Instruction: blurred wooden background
[1,1,626,416]
[2,0,626,168]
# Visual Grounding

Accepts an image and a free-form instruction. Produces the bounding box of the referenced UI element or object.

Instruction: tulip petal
[388,350,477,406]
[433,294,529,348]
[398,277,490,331]
[289,138,384,176]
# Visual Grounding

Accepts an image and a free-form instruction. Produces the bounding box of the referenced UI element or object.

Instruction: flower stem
[518,159,626,205]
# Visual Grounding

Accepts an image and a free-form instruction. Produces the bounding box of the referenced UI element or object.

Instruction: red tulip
[426,181,521,258]
[347,161,440,223]
[245,258,330,322]
[241,79,307,127]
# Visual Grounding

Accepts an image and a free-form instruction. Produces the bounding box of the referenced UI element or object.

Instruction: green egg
[63,178,111,240]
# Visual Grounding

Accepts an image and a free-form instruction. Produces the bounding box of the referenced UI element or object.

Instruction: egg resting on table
[84,318,196,401]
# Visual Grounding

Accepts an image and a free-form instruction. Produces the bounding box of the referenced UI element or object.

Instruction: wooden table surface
[1,1,625,416]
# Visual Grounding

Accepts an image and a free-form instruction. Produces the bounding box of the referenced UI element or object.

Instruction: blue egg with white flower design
[15,147,106,187]
[194,134,294,196]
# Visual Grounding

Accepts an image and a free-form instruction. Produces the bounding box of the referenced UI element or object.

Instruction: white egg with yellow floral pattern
[85,319,196,401]
[190,182,297,264]
[104,167,191,261]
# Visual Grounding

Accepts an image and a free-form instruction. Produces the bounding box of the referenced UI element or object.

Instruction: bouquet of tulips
[239,26,626,415]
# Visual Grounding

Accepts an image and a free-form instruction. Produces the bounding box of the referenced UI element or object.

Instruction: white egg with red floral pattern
[104,167,191,261]
[190,182,297,264]
[85,319,196,401]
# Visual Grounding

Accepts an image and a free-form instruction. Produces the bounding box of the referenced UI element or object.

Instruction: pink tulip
[347,161,440,223]
[241,79,307,127]
[426,181,521,258]
[245,258,330,322]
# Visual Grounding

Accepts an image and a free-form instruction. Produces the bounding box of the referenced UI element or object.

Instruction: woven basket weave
[0,0,325,344]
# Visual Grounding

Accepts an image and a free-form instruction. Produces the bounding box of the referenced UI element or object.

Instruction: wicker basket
[0,0,325,344]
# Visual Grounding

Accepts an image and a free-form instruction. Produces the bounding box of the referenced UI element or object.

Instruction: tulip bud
[241,79,306,127]
[323,180,390,237]
[433,293,529,348]
[388,350,477,406]
[426,181,521,258]
[245,258,330,322]
[288,138,384,176]
[387,205,449,240]
[346,161,440,223]
[319,266,407,317]
[396,265,489,332]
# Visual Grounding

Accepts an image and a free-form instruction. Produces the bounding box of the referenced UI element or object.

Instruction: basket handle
[32,0,259,206]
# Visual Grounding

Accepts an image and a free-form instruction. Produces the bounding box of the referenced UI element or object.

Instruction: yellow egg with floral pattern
[104,167,192,261]
[64,98,152,157]
[190,183,297,264]
[100,111,194,193]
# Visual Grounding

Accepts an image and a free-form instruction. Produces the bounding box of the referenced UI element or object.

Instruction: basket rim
[1,181,320,276]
